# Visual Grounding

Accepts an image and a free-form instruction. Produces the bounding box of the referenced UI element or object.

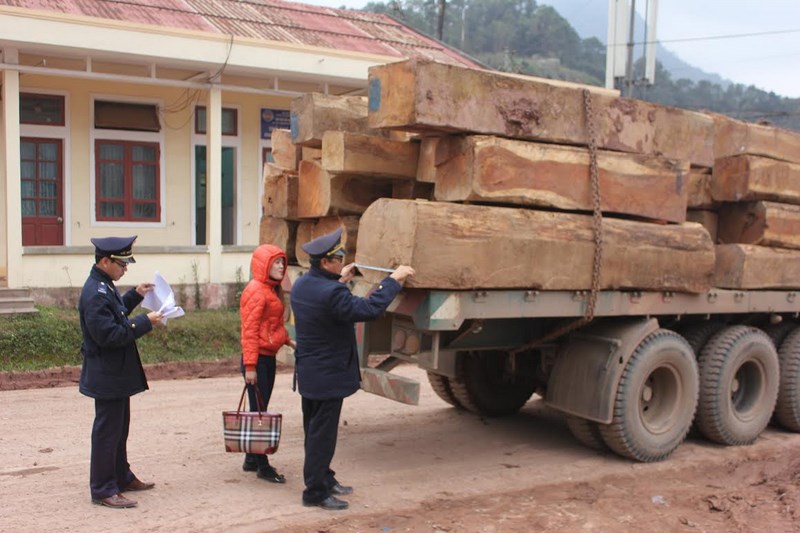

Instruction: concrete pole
[206,85,222,285]
[624,0,636,97]
[1,48,22,287]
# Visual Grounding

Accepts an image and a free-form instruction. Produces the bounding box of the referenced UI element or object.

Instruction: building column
[205,86,223,283]
[1,48,21,288]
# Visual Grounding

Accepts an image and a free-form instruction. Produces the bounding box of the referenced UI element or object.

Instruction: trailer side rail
[380,288,800,331]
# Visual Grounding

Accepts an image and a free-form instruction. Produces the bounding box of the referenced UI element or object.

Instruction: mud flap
[360,367,420,405]
[545,317,659,424]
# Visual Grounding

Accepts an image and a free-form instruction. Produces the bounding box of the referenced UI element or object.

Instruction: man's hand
[146,311,163,325]
[339,263,358,283]
[390,265,416,285]
[244,369,257,385]
[288,339,297,350]
[136,283,155,296]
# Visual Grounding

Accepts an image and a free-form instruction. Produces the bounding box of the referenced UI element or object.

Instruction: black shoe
[330,483,353,496]
[303,495,348,510]
[242,459,258,472]
[256,466,286,484]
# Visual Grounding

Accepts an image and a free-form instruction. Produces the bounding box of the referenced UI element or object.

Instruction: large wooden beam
[322,131,419,179]
[297,160,394,218]
[355,199,715,292]
[263,163,299,220]
[295,216,360,267]
[291,93,380,147]
[718,201,800,249]
[259,216,297,262]
[432,135,689,223]
[367,58,714,166]
[416,137,439,183]
[686,210,718,243]
[713,244,800,289]
[270,128,301,170]
[686,168,715,209]
[713,114,800,164]
[712,155,800,203]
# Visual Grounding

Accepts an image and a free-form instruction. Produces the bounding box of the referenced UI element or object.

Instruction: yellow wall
[0,101,7,273]
[14,71,293,288]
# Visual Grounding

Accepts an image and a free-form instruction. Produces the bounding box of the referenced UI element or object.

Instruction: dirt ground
[1,363,800,533]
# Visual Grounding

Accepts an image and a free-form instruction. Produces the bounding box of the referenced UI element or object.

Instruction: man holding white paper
[142,272,185,324]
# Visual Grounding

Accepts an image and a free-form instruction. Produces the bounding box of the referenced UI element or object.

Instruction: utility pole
[461,3,467,49]
[624,0,636,97]
[436,0,446,41]
[606,0,659,95]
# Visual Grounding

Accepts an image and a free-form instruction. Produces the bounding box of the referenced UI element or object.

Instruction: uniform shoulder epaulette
[96,281,107,294]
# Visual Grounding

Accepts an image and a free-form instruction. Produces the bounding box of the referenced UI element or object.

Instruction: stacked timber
[260,58,800,292]
[356,58,716,292]
[258,92,431,268]
[708,115,800,289]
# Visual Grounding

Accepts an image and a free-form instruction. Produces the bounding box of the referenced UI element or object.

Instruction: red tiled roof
[2,0,480,67]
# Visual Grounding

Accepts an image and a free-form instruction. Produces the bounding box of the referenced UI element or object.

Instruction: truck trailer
[354,283,799,463]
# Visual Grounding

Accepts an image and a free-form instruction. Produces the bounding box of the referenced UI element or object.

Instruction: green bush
[0,306,241,372]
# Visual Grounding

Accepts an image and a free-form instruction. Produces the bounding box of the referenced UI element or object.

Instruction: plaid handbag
[222,385,282,455]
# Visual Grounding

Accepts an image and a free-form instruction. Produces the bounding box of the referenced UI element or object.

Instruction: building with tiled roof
[0,0,480,306]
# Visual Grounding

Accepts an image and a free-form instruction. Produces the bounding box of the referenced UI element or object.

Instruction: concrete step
[0,288,38,315]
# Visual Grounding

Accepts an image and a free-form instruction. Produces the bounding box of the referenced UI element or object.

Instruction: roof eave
[0,6,405,84]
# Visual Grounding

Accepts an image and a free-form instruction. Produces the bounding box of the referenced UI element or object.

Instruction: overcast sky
[297,0,800,99]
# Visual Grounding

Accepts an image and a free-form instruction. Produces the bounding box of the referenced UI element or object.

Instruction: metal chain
[584,88,604,323]
[510,89,603,354]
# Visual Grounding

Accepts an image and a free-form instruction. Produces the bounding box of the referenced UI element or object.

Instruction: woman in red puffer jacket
[239,244,295,483]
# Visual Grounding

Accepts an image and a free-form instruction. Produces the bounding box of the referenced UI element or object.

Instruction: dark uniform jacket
[290,266,401,400]
[78,265,153,399]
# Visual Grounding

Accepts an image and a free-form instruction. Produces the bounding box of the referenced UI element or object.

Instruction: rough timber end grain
[714,244,800,289]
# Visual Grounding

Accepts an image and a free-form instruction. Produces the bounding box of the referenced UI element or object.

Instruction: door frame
[19,89,70,246]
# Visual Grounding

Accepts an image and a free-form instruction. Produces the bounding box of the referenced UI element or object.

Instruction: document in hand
[142,271,186,324]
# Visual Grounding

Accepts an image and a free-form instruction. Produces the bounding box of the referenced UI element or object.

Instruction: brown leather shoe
[92,494,138,508]
[125,478,155,491]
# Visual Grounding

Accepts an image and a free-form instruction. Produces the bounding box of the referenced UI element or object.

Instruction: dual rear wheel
[427,350,537,417]
[428,323,794,462]
[567,324,784,460]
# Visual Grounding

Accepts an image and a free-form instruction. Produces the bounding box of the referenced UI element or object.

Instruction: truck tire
[696,326,779,445]
[448,350,537,417]
[763,320,797,348]
[566,415,608,451]
[774,328,800,432]
[676,320,726,356]
[426,372,461,408]
[598,330,698,462]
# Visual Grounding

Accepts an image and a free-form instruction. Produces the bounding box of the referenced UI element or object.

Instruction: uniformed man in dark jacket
[79,236,163,509]
[290,228,415,510]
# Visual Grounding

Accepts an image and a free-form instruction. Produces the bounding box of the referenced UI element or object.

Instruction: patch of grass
[0,306,241,372]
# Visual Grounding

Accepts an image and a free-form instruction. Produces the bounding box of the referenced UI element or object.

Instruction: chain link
[584,88,604,323]
[510,89,604,354]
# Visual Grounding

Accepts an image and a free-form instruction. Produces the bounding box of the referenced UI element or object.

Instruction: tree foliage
[362,0,800,131]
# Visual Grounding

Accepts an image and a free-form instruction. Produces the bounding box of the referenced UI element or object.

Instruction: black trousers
[241,355,277,469]
[301,396,343,503]
[90,397,135,499]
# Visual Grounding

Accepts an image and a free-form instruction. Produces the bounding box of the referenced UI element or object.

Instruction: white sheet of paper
[142,271,185,324]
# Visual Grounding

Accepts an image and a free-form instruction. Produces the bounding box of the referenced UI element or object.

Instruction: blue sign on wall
[261,108,291,140]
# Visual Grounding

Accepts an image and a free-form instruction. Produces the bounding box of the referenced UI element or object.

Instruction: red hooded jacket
[240,244,290,370]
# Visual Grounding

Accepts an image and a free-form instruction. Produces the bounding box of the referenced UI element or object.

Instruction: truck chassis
[356,287,800,462]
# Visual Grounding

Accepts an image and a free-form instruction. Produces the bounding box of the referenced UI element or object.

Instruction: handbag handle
[237,384,267,416]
